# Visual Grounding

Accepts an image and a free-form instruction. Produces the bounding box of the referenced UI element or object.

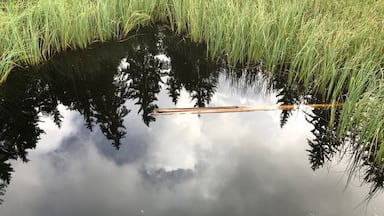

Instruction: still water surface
[1,27,383,215]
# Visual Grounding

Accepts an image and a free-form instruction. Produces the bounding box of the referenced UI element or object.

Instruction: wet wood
[152,103,343,115]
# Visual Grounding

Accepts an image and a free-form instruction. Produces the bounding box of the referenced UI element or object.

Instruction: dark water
[0,26,383,215]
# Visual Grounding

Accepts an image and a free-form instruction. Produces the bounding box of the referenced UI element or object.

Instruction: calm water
[1,26,383,216]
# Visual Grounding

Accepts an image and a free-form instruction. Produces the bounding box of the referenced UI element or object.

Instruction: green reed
[1,0,384,169]
[0,0,163,82]
[169,0,384,169]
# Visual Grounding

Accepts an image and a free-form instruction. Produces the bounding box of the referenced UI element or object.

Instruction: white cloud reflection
[2,77,384,216]
[33,105,82,155]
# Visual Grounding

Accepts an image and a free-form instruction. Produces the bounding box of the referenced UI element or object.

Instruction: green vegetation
[0,0,170,82]
[1,0,384,169]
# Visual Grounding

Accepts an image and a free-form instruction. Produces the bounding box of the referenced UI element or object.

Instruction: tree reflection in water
[0,26,219,203]
[0,26,383,204]
[271,71,384,199]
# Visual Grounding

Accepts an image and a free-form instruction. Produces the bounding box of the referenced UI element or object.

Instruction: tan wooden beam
[152,103,343,115]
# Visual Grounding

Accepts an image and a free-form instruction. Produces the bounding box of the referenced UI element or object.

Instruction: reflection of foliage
[0,26,221,203]
[362,162,384,197]
[124,47,162,126]
[305,103,384,198]
[0,75,60,162]
[306,96,384,198]
[0,183,6,204]
[272,72,309,128]
[38,50,131,148]
[165,37,219,107]
[0,74,50,204]
[166,76,181,104]
[350,134,384,198]
[1,25,381,203]
[277,85,303,128]
[0,40,133,202]
[269,66,384,199]
[305,108,343,170]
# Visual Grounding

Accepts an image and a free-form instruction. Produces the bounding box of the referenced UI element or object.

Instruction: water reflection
[0,26,220,203]
[0,26,383,212]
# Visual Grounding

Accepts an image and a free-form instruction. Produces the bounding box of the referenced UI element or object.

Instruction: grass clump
[0,0,166,82]
[1,0,384,174]
[167,0,384,174]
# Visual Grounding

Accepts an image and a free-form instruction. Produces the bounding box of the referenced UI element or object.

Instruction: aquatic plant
[1,0,384,185]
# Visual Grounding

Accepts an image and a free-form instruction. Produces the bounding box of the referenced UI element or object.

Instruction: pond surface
[1,26,383,216]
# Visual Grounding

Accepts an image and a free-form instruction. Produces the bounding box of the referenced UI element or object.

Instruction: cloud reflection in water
[2,80,384,216]
[0,26,383,216]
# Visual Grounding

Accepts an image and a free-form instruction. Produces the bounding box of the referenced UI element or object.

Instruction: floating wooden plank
[152,103,343,115]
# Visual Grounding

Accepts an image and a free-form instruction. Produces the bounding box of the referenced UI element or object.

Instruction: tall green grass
[163,0,384,172]
[1,0,384,170]
[0,0,166,82]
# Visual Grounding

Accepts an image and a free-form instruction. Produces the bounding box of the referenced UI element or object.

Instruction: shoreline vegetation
[1,0,384,181]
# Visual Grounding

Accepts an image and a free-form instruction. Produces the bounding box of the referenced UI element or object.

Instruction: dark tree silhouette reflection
[270,68,384,199]
[0,26,383,204]
[305,107,344,170]
[226,62,384,199]
[271,70,309,128]
[0,27,220,203]
[166,40,219,108]
[305,104,384,199]
[121,41,163,125]
[0,73,53,204]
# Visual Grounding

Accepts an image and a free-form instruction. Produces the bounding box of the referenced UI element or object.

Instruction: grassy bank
[1,0,384,168]
[0,0,172,82]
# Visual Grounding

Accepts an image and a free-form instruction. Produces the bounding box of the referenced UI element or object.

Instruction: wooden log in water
[152,103,343,115]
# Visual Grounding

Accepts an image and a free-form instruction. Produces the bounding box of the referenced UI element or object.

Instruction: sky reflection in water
[1,27,384,216]
[3,79,383,216]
